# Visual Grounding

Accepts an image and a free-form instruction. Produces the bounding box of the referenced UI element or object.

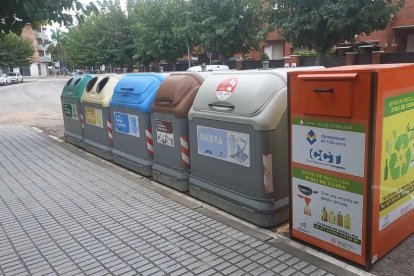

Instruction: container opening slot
[86,77,98,92]
[73,78,81,87]
[313,88,334,93]
[96,77,109,94]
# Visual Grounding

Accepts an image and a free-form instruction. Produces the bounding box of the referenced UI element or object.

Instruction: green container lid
[61,74,94,101]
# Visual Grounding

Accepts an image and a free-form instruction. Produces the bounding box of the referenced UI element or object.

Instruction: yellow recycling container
[81,75,122,160]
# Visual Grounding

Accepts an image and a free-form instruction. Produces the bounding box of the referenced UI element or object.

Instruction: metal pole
[187,44,191,69]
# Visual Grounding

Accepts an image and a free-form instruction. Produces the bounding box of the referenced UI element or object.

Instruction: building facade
[21,23,52,77]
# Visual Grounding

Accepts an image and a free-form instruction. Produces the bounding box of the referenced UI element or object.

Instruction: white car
[0,74,12,85]
[187,65,230,72]
[7,72,23,83]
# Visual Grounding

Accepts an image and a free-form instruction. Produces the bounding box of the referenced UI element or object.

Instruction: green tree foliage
[131,0,187,70]
[0,0,98,35]
[270,0,405,63]
[186,0,269,62]
[0,33,35,68]
[63,0,134,69]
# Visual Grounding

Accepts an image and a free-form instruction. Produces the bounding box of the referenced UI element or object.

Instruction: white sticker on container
[156,120,174,147]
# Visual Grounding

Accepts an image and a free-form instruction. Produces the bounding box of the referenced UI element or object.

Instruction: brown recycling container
[151,72,208,192]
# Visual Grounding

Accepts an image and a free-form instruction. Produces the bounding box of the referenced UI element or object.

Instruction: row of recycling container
[62,69,297,228]
[62,64,414,268]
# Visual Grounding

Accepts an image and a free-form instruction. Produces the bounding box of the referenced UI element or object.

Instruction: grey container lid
[189,70,288,131]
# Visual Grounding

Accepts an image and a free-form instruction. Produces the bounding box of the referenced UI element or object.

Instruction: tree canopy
[0,33,35,68]
[270,0,405,62]
[0,0,98,35]
[63,0,134,69]
[186,0,269,62]
[131,0,187,70]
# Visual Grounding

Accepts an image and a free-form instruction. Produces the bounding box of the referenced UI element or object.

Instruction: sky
[46,0,128,36]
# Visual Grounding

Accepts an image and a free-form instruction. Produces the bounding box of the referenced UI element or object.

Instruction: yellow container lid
[81,74,123,107]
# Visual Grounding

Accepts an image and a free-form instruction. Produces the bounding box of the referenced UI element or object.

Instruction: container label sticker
[63,104,78,120]
[292,167,363,255]
[292,118,366,177]
[380,92,414,230]
[114,112,139,137]
[197,126,250,167]
[84,107,103,128]
[263,154,273,193]
[156,120,174,147]
[216,77,238,101]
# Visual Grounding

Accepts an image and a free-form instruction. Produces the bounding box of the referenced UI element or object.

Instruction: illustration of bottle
[321,207,327,222]
[337,211,343,227]
[303,197,311,216]
[344,214,351,230]
[384,159,388,181]
[329,211,336,224]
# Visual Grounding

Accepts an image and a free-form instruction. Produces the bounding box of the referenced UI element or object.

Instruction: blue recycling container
[109,73,167,176]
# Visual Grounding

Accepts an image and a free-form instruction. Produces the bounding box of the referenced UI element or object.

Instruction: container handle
[155,97,173,104]
[313,88,334,93]
[208,102,235,110]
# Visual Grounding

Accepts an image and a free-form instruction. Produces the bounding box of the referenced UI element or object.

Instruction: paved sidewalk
[0,126,359,276]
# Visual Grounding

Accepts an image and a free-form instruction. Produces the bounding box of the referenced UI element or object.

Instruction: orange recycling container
[288,64,414,268]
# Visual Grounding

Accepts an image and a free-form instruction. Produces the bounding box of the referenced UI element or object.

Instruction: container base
[83,139,113,160]
[64,131,83,148]
[112,149,152,177]
[152,162,189,192]
[189,176,289,228]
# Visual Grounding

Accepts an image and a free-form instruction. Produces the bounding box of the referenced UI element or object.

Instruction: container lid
[151,72,207,118]
[192,71,287,116]
[81,75,122,107]
[61,74,94,100]
[110,73,166,112]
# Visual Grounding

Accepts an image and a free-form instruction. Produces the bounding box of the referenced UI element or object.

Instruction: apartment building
[21,23,52,76]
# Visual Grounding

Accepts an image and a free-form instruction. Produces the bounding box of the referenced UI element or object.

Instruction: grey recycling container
[151,72,208,191]
[61,74,93,148]
[109,73,167,176]
[188,70,290,227]
[81,75,122,160]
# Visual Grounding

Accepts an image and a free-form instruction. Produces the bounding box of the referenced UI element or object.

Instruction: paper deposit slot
[289,64,414,268]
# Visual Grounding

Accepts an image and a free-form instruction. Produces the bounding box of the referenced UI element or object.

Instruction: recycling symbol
[389,133,411,180]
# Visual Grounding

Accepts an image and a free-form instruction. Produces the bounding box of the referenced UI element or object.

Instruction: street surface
[0,79,412,275]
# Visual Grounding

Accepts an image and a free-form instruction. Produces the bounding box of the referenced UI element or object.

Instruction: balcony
[36,32,49,40]
[36,44,48,51]
[39,56,52,63]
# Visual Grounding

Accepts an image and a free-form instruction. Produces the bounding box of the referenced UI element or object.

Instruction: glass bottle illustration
[384,159,388,181]
[321,207,327,222]
[329,211,336,224]
[344,214,351,230]
[337,211,343,227]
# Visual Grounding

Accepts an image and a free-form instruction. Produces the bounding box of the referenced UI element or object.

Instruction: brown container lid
[151,72,207,118]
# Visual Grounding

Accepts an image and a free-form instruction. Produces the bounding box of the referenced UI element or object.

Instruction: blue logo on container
[306,130,317,145]
[114,112,129,133]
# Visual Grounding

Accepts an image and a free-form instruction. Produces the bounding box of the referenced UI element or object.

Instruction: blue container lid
[110,73,166,113]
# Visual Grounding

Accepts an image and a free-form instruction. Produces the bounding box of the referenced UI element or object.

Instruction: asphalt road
[0,78,412,275]
[0,78,66,137]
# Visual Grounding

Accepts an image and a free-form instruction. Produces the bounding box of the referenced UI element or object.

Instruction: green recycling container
[61,74,94,148]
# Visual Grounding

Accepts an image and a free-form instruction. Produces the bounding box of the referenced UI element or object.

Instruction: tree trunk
[171,61,177,72]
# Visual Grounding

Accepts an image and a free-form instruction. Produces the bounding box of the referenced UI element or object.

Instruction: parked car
[0,74,12,85]
[187,65,230,72]
[7,72,23,83]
